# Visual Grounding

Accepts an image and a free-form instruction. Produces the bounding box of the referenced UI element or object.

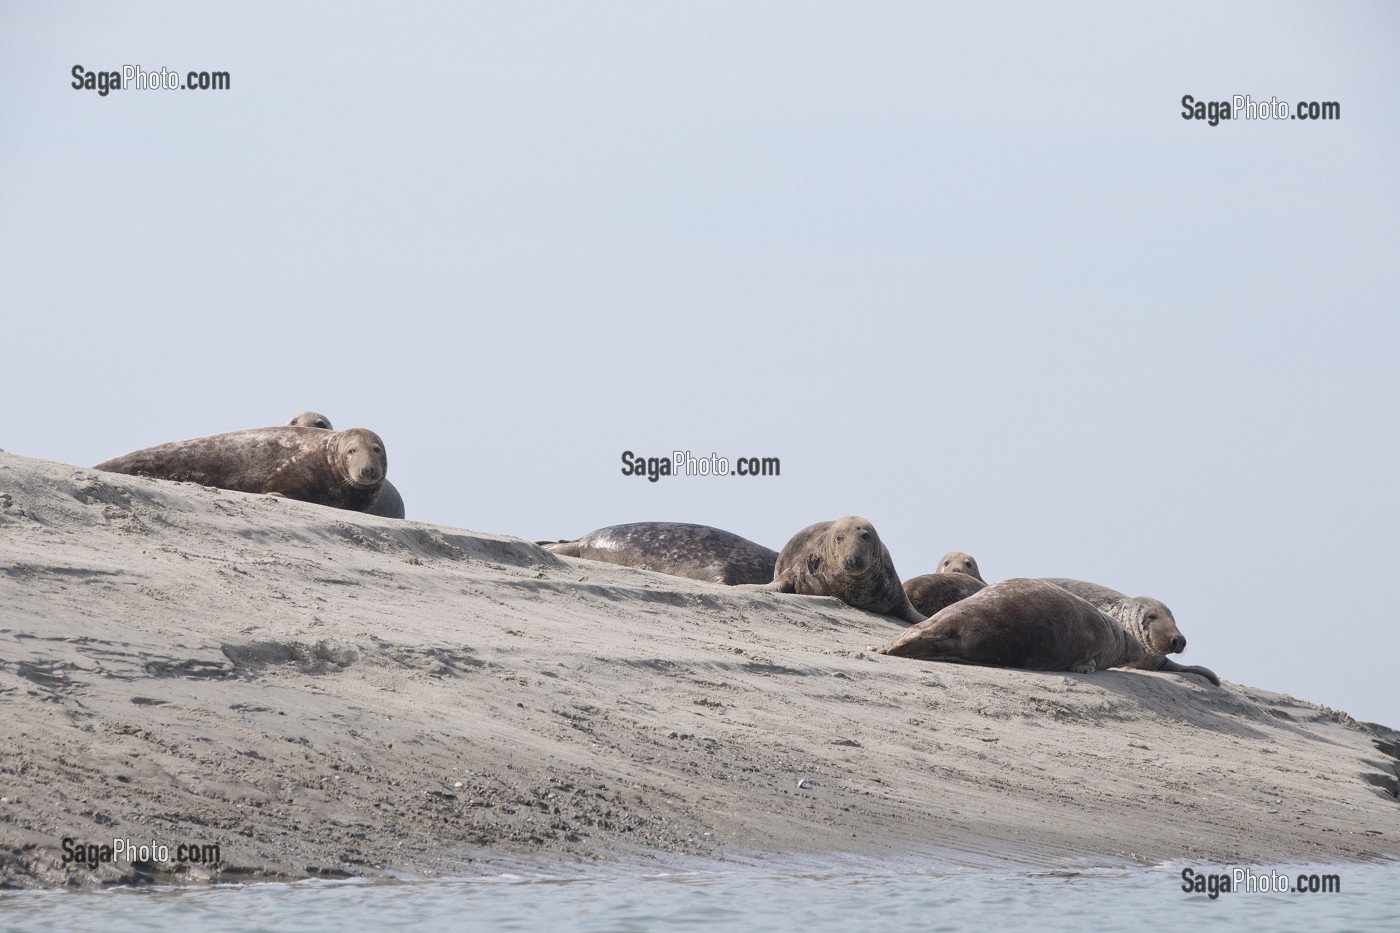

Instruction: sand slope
[1,450,1396,888]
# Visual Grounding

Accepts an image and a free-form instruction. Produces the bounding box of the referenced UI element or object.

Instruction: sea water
[2,860,1397,932]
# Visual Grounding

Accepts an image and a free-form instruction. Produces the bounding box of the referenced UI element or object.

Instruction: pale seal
[876,578,1216,684]
[745,516,925,624]
[94,426,387,512]
[285,412,406,519]
[937,550,985,583]
[1041,578,1219,685]
[903,571,987,617]
[542,522,777,585]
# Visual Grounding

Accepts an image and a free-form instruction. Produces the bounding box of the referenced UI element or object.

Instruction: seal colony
[94,426,388,513]
[90,415,1220,686]
[542,522,777,585]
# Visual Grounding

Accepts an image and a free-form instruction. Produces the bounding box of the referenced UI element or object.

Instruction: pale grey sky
[2,1,1396,726]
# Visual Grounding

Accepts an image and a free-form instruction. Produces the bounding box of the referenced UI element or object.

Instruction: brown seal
[903,572,987,617]
[876,578,1216,684]
[937,550,985,583]
[95,426,387,512]
[285,412,406,519]
[746,516,925,624]
[542,522,777,585]
[1041,578,1219,685]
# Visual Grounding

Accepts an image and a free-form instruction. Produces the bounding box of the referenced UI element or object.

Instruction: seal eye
[835,534,845,543]
[1146,613,1157,622]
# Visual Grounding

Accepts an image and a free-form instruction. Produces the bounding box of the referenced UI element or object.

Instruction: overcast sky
[2,1,1396,726]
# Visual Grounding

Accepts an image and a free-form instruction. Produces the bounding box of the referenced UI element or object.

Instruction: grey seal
[937,550,985,583]
[876,578,1215,683]
[902,571,987,617]
[286,412,405,519]
[95,426,387,512]
[745,516,925,624]
[1041,578,1219,685]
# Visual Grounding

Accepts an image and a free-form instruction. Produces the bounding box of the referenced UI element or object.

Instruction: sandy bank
[1,450,1396,888]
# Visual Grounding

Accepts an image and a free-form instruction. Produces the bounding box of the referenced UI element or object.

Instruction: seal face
[753,516,925,624]
[1041,578,1219,685]
[878,578,1217,684]
[903,572,987,617]
[95,426,387,512]
[937,551,985,583]
[285,412,406,519]
[543,522,777,586]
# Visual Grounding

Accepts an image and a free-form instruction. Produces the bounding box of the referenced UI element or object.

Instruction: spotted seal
[542,522,777,585]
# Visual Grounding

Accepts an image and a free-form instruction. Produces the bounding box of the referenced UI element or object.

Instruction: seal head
[937,551,985,583]
[750,516,926,624]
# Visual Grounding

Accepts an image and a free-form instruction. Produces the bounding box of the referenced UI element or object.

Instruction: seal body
[286,412,406,518]
[877,578,1150,672]
[878,578,1216,683]
[543,522,777,586]
[903,571,987,617]
[95,426,387,512]
[752,516,925,624]
[1041,578,1219,684]
[937,551,985,583]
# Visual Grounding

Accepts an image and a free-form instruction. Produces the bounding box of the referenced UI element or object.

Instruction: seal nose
[844,554,865,571]
[359,465,380,481]
[1169,635,1186,654]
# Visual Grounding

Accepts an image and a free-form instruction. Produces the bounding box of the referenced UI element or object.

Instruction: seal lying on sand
[286,412,406,519]
[937,551,985,583]
[542,522,777,585]
[1041,577,1219,685]
[876,578,1217,684]
[903,571,987,617]
[95,426,387,512]
[743,516,926,624]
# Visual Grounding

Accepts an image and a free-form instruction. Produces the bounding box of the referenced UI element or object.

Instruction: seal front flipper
[1156,657,1220,686]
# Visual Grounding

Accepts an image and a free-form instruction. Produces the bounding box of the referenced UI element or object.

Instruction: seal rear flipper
[543,541,584,556]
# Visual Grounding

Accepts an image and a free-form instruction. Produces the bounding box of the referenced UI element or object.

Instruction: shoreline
[2,450,1397,890]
